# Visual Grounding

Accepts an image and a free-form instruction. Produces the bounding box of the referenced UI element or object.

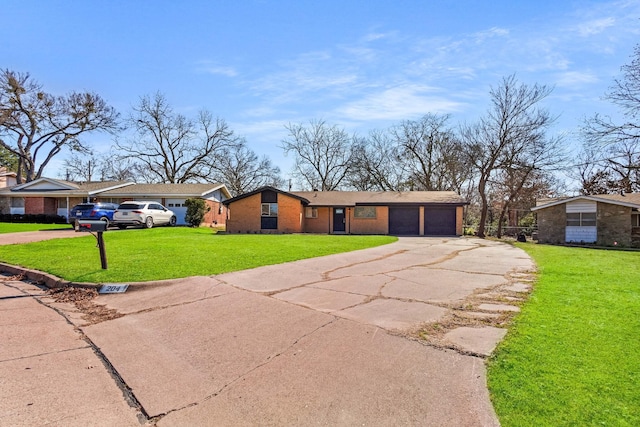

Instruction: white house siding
[566,201,597,213]
[566,201,597,243]
[566,226,597,243]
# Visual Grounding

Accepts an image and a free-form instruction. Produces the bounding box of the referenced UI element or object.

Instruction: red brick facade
[25,197,58,215]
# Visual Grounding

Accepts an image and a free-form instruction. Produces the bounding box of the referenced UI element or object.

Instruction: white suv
[113,201,177,229]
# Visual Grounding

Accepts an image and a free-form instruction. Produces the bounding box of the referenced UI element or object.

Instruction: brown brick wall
[597,202,631,247]
[304,207,331,233]
[277,193,304,233]
[536,204,566,244]
[226,193,261,233]
[226,192,304,234]
[456,206,464,236]
[349,206,389,234]
[202,200,227,226]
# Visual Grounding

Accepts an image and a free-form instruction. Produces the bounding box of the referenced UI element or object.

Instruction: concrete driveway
[1,236,535,426]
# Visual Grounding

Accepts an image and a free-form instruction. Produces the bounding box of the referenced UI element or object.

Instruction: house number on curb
[99,284,129,294]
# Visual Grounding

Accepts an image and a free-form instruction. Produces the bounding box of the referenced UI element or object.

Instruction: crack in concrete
[151,317,341,420]
[0,345,92,364]
[121,289,236,317]
[320,249,409,279]
[2,281,151,425]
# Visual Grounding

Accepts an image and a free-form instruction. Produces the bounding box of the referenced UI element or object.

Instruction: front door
[333,207,346,232]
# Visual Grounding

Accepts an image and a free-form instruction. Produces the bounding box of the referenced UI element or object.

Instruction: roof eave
[532,195,640,211]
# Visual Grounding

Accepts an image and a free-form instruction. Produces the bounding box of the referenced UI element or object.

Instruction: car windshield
[118,203,145,210]
[73,204,95,211]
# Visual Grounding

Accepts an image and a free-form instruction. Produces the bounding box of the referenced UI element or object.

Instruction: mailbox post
[76,220,108,269]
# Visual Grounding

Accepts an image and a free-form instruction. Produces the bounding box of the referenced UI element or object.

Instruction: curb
[0,262,100,289]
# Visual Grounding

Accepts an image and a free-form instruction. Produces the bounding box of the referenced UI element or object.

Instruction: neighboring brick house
[223,186,468,236]
[0,178,134,218]
[0,178,231,226]
[532,193,640,247]
[97,183,230,226]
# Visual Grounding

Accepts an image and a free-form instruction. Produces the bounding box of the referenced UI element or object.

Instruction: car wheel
[169,216,177,227]
[118,224,127,230]
[145,217,154,229]
[100,217,110,228]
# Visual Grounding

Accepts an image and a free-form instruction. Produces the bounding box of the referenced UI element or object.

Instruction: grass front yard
[0,222,70,233]
[488,243,640,426]
[0,227,396,283]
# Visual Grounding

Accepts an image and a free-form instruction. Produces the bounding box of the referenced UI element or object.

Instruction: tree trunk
[477,176,488,238]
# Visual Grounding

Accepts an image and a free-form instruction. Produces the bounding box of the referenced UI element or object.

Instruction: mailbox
[76,220,108,233]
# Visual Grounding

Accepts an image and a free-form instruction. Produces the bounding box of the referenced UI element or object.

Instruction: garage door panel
[165,199,187,225]
[424,206,456,236]
[389,207,419,235]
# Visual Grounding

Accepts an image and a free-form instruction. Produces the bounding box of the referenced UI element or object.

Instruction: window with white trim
[566,212,596,226]
[261,203,278,217]
[305,207,318,218]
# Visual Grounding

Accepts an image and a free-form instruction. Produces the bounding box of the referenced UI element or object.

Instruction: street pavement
[0,235,535,426]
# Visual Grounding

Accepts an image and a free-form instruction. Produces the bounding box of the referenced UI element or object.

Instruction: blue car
[69,202,119,228]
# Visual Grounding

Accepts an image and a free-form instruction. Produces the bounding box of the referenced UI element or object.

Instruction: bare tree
[461,74,559,238]
[211,140,283,196]
[116,92,237,183]
[574,139,640,194]
[100,156,138,182]
[392,113,470,192]
[584,44,640,146]
[60,154,102,181]
[60,153,137,182]
[281,119,355,190]
[0,69,119,183]
[348,131,408,191]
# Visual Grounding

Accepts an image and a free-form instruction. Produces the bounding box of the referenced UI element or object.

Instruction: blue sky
[3,1,640,187]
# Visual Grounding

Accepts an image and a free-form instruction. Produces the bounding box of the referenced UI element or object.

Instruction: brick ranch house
[0,177,231,226]
[532,193,640,247]
[223,186,468,236]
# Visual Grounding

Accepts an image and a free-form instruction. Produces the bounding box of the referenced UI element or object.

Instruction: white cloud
[195,61,238,77]
[575,17,616,37]
[336,84,465,121]
[555,70,599,88]
[472,27,510,43]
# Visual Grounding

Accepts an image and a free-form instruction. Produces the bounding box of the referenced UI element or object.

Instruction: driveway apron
[2,236,535,426]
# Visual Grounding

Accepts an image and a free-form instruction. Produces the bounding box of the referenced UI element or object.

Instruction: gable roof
[0,179,134,197]
[0,179,231,200]
[532,193,640,211]
[223,186,310,206]
[98,183,231,199]
[292,190,467,207]
[223,187,467,207]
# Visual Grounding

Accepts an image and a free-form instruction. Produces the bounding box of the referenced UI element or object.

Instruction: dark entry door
[388,206,420,235]
[424,206,456,235]
[333,207,346,232]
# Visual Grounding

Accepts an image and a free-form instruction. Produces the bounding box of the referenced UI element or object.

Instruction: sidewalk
[0,277,141,426]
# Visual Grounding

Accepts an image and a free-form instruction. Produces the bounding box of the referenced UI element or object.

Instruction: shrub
[0,213,67,224]
[184,198,210,227]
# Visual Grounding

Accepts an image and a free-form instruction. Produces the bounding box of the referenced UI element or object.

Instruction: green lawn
[488,243,640,426]
[0,227,396,283]
[0,222,70,233]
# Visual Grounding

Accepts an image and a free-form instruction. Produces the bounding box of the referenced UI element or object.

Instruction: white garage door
[165,199,187,225]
